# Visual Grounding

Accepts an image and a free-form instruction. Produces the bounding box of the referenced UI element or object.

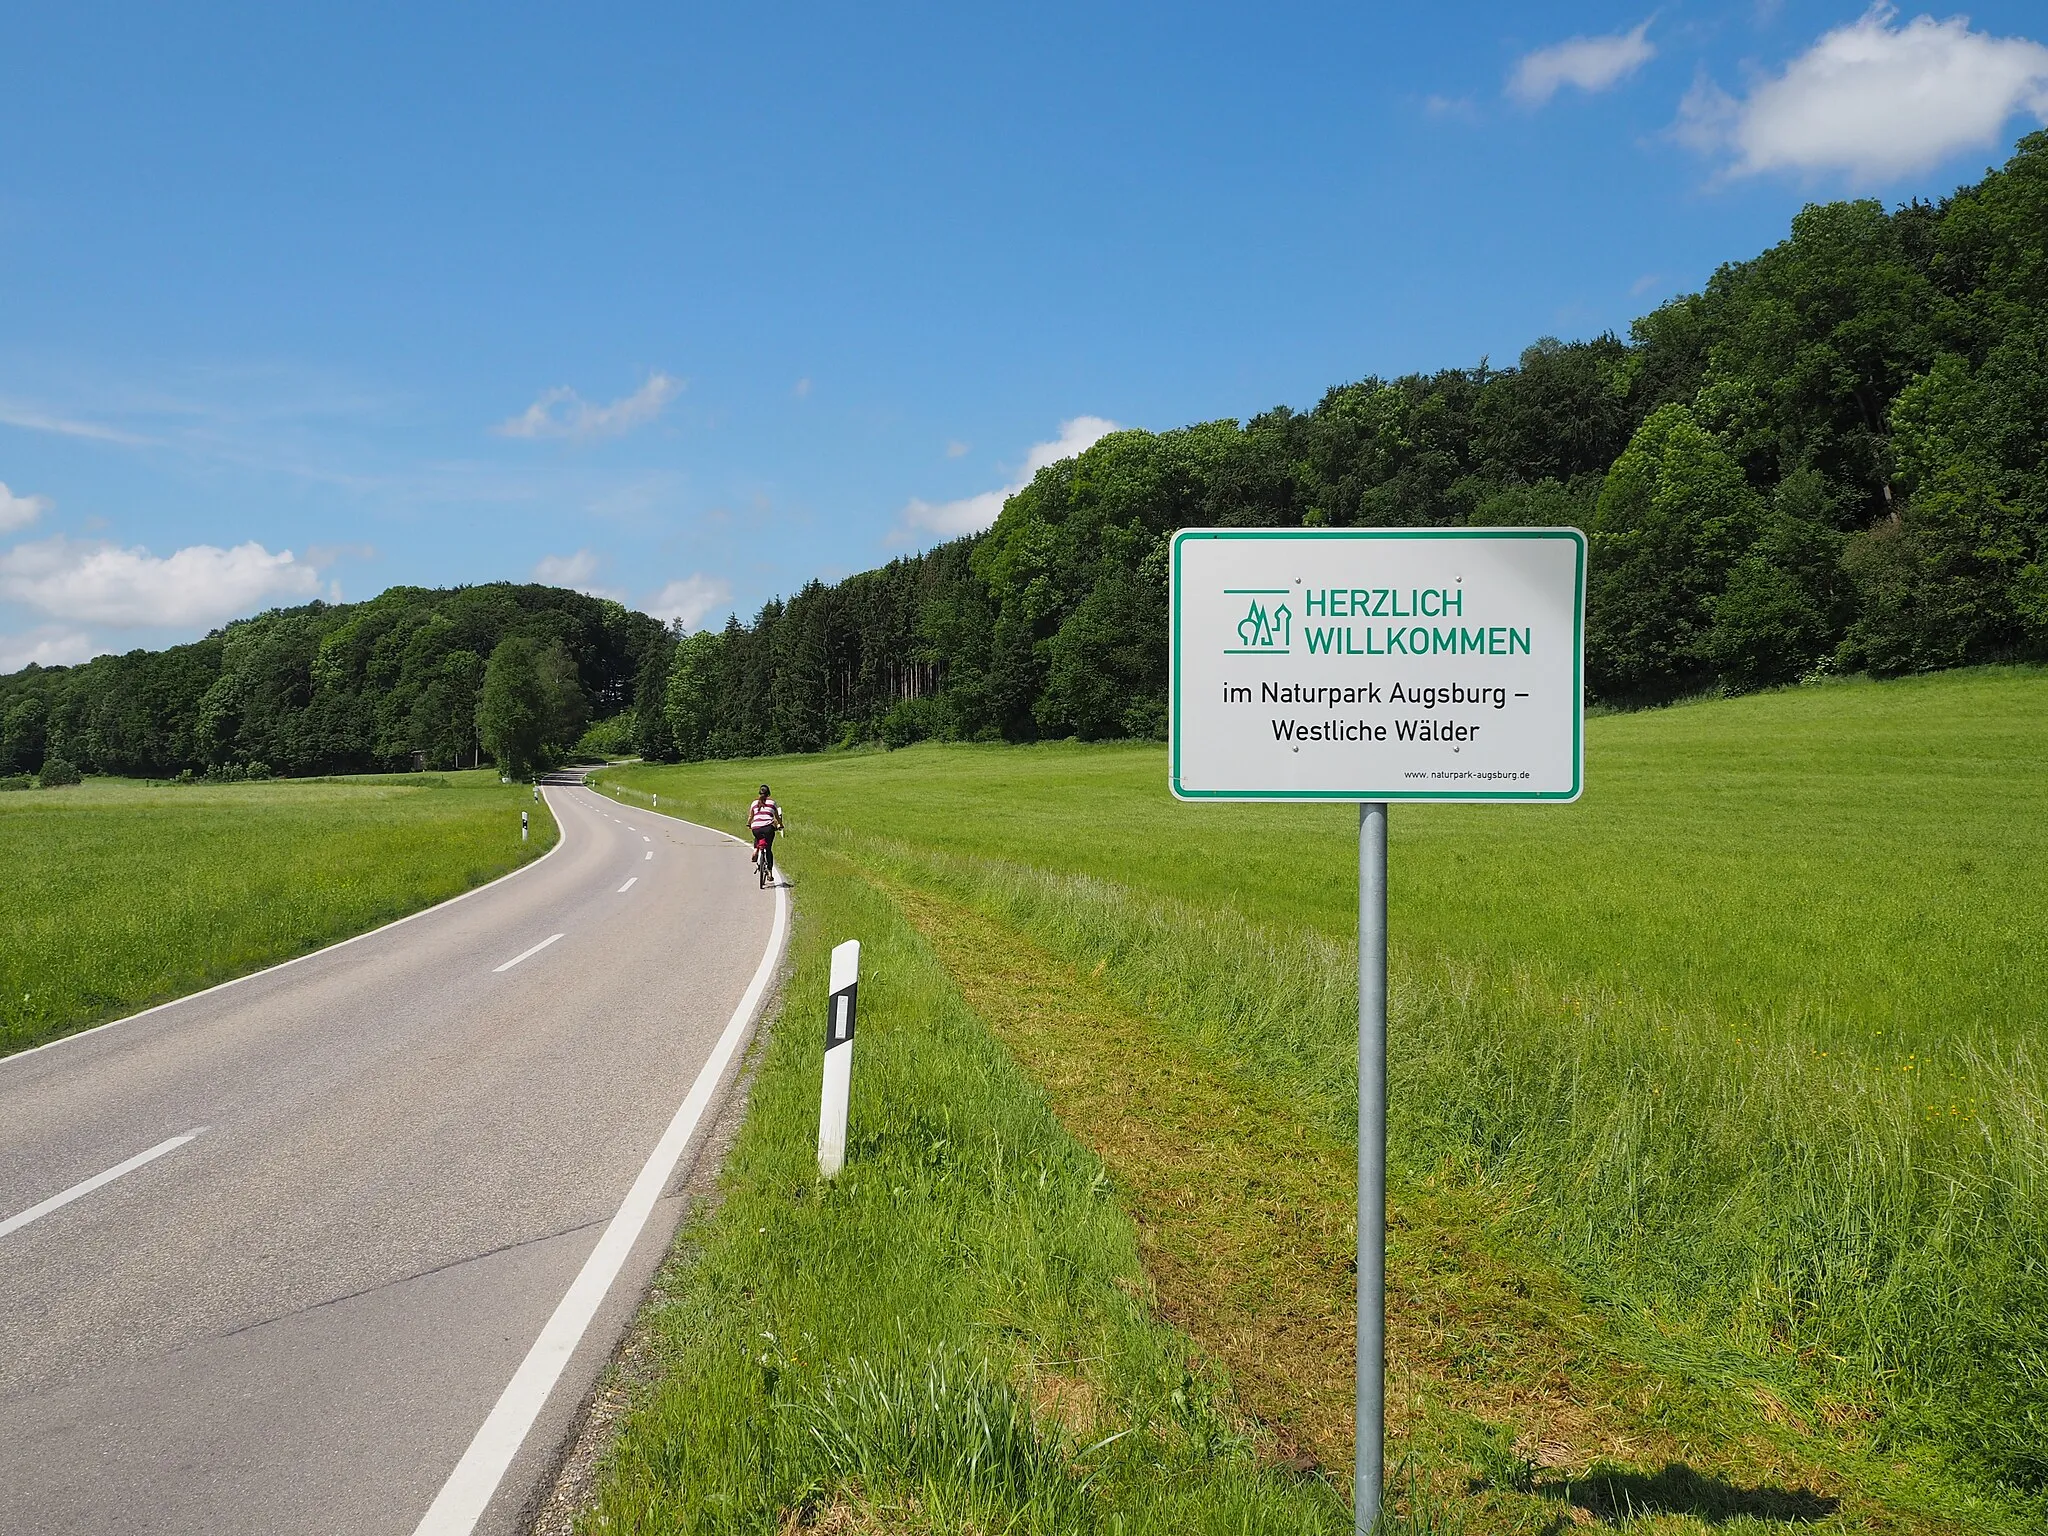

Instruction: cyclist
[747,784,783,885]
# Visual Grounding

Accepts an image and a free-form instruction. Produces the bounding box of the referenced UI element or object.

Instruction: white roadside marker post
[1169,527,1585,1535]
[817,939,860,1178]
[521,810,529,843]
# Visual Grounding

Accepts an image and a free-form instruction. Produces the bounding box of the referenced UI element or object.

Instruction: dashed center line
[493,933,564,973]
[1,1130,206,1241]
[618,877,637,893]
[644,850,653,860]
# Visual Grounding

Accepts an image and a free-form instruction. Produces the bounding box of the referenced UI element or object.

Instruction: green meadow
[592,665,2048,1530]
[0,771,555,1056]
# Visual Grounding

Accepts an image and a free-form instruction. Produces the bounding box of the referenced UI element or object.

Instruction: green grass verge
[0,771,555,1056]
[582,843,1354,1534]
[595,666,2048,1521]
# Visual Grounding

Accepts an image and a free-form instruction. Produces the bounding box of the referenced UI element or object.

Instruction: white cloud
[0,626,97,674]
[646,574,733,631]
[0,536,320,628]
[899,415,1124,542]
[533,549,629,602]
[0,482,51,532]
[0,401,155,446]
[494,372,682,440]
[901,489,1008,540]
[1021,416,1122,478]
[1678,7,2048,183]
[944,440,971,458]
[1509,20,1655,106]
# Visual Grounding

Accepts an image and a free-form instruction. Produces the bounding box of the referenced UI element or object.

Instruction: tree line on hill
[3,134,2043,778]
[651,131,2048,758]
[0,583,667,781]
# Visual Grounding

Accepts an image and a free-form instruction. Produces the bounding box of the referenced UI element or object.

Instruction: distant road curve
[0,776,787,1536]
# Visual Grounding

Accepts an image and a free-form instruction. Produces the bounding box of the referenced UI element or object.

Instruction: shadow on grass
[1541,1463,1840,1525]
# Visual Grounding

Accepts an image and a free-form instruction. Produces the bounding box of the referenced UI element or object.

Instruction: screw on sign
[1169,527,1585,1534]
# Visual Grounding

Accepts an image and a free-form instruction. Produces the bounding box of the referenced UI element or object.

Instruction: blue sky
[4,2,2046,671]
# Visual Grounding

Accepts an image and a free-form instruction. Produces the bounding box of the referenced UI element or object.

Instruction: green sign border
[1169,527,1586,803]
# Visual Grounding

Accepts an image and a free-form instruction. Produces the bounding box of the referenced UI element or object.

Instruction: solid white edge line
[617,878,637,893]
[3,784,579,1070]
[492,933,565,973]
[412,849,789,1536]
[0,1130,205,1240]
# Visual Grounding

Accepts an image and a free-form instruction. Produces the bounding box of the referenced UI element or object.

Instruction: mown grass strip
[0,772,554,1056]
[579,842,1350,1535]
[874,872,1992,1535]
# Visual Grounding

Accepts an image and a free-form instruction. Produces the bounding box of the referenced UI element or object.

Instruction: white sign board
[1170,528,1584,802]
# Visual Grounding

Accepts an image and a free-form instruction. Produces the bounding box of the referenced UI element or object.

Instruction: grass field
[590,666,2048,1531]
[582,847,1352,1534]
[0,771,556,1057]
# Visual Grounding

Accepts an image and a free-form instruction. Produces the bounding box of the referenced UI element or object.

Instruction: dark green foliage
[0,583,665,780]
[645,134,2048,754]
[661,542,990,760]
[1588,403,1765,699]
[629,626,681,761]
[36,757,81,787]
[1,695,47,774]
[477,634,588,777]
[577,711,640,758]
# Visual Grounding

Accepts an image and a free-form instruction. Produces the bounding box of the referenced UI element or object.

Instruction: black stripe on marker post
[825,982,858,1050]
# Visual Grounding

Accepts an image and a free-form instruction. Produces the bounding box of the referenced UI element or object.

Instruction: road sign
[1169,527,1585,802]
[1168,525,1586,1536]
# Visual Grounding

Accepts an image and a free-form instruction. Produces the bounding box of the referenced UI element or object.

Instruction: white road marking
[642,836,650,843]
[644,850,652,860]
[492,934,564,973]
[1,1131,205,1241]
[413,862,788,1536]
[617,878,637,893]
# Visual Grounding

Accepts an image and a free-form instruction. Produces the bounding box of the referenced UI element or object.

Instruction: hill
[656,133,2048,758]
[0,582,676,780]
[9,137,2045,784]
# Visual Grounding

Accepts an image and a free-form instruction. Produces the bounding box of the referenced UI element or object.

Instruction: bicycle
[753,832,775,888]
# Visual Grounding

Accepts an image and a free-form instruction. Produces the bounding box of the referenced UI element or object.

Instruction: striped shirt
[748,798,780,830]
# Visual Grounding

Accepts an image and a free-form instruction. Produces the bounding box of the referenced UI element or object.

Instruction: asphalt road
[0,781,785,1536]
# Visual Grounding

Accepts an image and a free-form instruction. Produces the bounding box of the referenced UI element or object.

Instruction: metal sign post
[1168,527,1585,1534]
[1356,801,1387,1532]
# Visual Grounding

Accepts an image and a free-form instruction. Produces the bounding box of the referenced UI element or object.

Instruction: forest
[656,132,2048,760]
[0,582,667,780]
[3,133,2044,778]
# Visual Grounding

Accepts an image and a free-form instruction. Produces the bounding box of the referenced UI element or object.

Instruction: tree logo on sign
[1228,593,1291,654]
